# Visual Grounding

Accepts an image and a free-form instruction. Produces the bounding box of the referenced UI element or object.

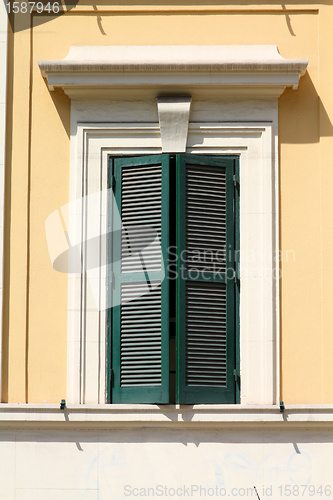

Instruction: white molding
[157,96,191,153]
[0,0,8,402]
[1,404,333,427]
[68,110,279,405]
[38,45,308,97]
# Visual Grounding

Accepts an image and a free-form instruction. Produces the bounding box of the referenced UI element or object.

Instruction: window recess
[108,154,240,404]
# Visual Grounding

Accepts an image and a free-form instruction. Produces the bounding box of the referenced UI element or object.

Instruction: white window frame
[67,114,279,406]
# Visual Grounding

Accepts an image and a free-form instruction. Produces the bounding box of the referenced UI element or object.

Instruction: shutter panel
[111,155,170,403]
[176,154,237,404]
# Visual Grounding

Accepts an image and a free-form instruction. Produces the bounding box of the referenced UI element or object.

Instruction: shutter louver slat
[186,164,226,273]
[120,282,162,387]
[186,281,227,387]
[121,163,162,274]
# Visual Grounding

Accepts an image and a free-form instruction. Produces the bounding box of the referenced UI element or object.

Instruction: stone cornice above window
[38,45,308,99]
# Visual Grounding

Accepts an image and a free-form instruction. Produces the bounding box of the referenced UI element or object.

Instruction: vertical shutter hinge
[234,274,240,286]
[233,174,240,189]
[233,368,240,382]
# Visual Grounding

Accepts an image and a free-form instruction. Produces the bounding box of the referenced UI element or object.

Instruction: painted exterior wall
[3,2,333,405]
[1,425,333,500]
[2,3,333,498]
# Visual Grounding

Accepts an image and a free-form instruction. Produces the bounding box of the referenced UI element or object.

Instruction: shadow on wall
[46,71,333,148]
[3,0,80,33]
[279,71,333,144]
[0,424,332,444]
[45,82,71,141]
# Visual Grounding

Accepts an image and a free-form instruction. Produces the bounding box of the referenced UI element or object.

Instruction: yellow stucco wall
[2,2,333,404]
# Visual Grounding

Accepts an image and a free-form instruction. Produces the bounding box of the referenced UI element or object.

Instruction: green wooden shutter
[176,154,237,404]
[111,155,170,403]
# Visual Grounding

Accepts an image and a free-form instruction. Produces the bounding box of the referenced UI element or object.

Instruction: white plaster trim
[1,404,333,427]
[38,45,308,96]
[157,96,191,153]
[68,115,279,406]
[0,0,8,402]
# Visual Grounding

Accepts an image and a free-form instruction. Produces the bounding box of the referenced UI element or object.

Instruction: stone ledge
[0,404,333,428]
[39,45,308,96]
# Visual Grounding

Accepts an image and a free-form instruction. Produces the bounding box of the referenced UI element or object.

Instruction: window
[40,44,305,405]
[107,154,240,404]
[65,120,278,406]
